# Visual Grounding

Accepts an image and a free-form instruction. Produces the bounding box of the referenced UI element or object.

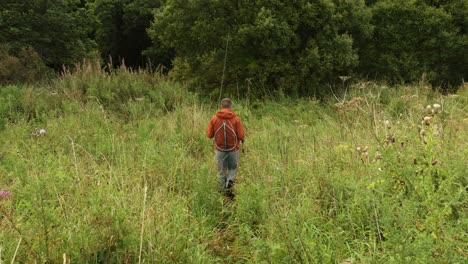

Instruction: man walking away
[206,98,245,198]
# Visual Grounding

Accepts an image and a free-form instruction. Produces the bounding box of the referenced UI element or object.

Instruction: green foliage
[93,0,172,68]
[150,0,372,96]
[58,62,195,116]
[1,0,466,93]
[0,70,467,262]
[0,45,51,85]
[0,0,96,69]
[359,0,467,89]
[0,84,63,130]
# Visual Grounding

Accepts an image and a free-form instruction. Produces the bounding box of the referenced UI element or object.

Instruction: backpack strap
[214,120,238,152]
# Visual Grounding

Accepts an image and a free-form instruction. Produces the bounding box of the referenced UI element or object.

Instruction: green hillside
[0,70,466,263]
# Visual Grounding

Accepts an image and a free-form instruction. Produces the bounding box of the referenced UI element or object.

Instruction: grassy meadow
[0,67,467,263]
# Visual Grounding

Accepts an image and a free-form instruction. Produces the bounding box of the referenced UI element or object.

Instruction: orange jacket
[206,109,245,151]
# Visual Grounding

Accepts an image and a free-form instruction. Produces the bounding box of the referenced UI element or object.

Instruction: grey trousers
[215,150,239,190]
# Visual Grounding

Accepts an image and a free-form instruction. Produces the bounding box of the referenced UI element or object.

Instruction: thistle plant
[0,189,11,199]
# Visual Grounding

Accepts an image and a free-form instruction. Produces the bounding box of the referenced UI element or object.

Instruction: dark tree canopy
[360,0,467,88]
[0,0,466,92]
[150,0,373,96]
[0,0,95,68]
[93,0,172,68]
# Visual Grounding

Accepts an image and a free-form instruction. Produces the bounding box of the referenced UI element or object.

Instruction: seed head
[419,129,426,137]
[339,76,351,82]
[423,116,431,125]
[426,105,432,114]
[356,146,362,153]
[433,104,441,114]
[374,152,382,162]
[384,120,391,129]
[432,124,441,136]
[39,129,46,135]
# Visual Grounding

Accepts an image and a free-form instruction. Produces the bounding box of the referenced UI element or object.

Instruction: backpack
[214,120,238,152]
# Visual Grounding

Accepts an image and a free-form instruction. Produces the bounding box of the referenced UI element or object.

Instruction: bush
[0,45,51,85]
[359,0,467,89]
[150,0,372,96]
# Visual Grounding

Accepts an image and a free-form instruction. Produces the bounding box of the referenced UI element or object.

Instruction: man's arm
[236,118,245,143]
[206,118,215,138]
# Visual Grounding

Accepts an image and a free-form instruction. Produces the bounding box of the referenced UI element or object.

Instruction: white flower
[39,129,46,135]
[356,146,362,153]
[384,120,391,129]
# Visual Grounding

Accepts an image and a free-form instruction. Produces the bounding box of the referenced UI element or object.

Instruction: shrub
[0,45,51,85]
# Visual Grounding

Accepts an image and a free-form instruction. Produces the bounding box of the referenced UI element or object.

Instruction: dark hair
[220,98,232,109]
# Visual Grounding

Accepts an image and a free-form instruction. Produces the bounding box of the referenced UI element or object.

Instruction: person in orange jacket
[206,98,245,197]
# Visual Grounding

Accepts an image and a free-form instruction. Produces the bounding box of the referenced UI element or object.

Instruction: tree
[149,0,372,97]
[0,44,51,84]
[0,0,96,69]
[93,0,171,68]
[359,0,467,88]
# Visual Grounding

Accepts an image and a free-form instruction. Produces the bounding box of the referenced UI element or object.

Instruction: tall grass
[0,68,466,263]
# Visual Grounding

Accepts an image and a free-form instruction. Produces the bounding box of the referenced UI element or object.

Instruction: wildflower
[362,151,369,163]
[432,124,441,136]
[39,129,46,135]
[339,76,351,82]
[384,120,391,129]
[356,146,362,153]
[419,129,426,137]
[374,152,382,162]
[0,190,11,199]
[384,134,395,146]
[433,103,441,114]
[426,105,432,114]
[423,116,431,125]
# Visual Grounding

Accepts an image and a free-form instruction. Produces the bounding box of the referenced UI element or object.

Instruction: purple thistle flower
[0,190,11,199]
